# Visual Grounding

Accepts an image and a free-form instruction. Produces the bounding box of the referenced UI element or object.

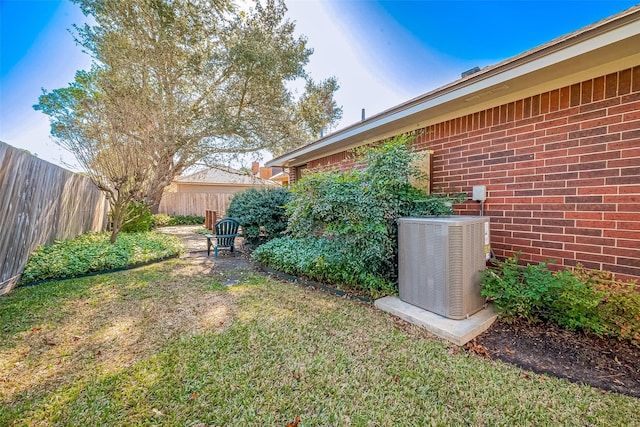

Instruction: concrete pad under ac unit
[375,296,498,346]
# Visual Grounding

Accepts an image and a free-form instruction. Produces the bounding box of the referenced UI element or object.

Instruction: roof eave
[266,6,640,168]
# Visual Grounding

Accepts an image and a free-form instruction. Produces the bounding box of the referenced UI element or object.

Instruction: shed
[158,166,278,217]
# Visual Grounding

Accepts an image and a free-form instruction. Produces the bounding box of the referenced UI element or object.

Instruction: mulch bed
[473,319,640,399]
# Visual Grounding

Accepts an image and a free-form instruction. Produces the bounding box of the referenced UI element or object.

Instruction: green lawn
[1,258,638,426]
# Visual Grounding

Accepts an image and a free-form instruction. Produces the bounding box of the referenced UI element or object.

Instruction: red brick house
[266,6,640,280]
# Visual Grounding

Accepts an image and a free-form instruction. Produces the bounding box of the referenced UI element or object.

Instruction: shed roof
[269,171,289,182]
[176,166,276,186]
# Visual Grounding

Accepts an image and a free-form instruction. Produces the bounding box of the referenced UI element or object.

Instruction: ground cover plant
[481,255,640,345]
[1,257,638,425]
[254,134,462,297]
[20,232,184,284]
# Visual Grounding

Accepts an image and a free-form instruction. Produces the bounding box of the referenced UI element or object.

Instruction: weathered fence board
[0,141,108,294]
[158,192,234,218]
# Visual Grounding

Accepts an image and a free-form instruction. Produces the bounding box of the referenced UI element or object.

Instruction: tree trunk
[109,202,125,243]
[147,162,185,214]
[110,226,119,244]
[148,184,166,214]
[150,202,161,215]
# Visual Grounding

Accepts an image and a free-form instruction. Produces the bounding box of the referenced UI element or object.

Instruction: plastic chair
[206,218,240,258]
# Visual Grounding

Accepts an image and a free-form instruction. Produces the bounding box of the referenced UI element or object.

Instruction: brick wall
[308,151,356,171]
[296,66,640,280]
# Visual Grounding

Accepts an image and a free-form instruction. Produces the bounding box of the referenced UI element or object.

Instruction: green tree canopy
[35,0,341,242]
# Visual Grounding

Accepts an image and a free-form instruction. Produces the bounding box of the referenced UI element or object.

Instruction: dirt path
[155,225,254,272]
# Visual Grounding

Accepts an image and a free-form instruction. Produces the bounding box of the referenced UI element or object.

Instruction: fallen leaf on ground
[286,415,301,427]
[465,339,490,358]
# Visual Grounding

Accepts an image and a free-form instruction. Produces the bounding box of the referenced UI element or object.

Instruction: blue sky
[1,0,638,169]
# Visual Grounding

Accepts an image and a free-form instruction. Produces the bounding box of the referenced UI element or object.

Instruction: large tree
[35,0,341,242]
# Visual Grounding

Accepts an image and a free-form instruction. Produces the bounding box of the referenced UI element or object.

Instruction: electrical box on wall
[472,185,486,202]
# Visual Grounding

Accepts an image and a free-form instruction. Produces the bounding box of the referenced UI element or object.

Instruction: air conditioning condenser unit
[398,216,489,320]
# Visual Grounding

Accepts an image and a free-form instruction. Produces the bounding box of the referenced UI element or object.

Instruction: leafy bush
[599,284,640,345]
[121,202,153,232]
[151,214,172,227]
[545,270,604,334]
[281,134,461,293]
[481,256,559,322]
[21,232,185,283]
[482,256,639,344]
[226,187,291,245]
[151,214,205,227]
[573,265,640,345]
[253,236,395,298]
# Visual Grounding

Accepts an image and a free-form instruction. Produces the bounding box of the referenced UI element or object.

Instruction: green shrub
[179,215,204,225]
[226,187,291,245]
[481,256,560,322]
[151,214,204,227]
[120,202,152,232]
[253,236,395,298]
[20,232,185,283]
[573,265,640,345]
[599,284,640,345]
[284,134,461,291]
[151,214,172,227]
[546,270,604,334]
[481,256,640,344]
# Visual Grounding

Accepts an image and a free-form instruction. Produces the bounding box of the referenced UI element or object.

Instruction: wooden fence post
[205,210,217,231]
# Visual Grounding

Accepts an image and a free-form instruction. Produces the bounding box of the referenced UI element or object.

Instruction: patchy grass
[1,257,638,426]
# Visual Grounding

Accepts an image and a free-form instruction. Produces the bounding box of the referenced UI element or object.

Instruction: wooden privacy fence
[158,192,234,218]
[0,141,108,294]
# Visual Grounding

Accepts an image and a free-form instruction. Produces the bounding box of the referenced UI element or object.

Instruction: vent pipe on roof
[361,108,365,122]
[461,66,481,78]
